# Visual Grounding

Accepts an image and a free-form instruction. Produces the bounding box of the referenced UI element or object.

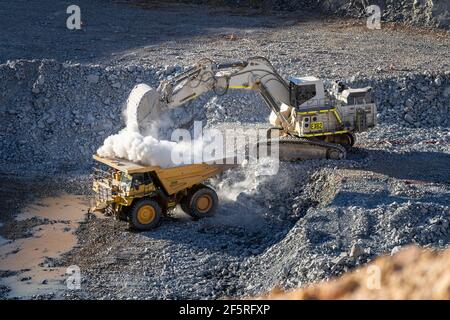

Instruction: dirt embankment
[261,246,450,299]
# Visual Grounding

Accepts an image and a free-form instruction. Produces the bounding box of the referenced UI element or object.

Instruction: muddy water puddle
[0,194,90,298]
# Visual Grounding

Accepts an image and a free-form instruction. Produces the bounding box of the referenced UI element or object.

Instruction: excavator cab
[288,76,326,109]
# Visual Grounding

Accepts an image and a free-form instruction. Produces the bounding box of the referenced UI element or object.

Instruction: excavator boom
[137,57,293,132]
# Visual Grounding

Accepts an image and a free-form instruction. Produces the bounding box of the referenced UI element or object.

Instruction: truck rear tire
[129,199,162,231]
[185,186,218,220]
[179,184,202,214]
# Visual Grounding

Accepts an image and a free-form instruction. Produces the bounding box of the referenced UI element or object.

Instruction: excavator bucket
[125,84,164,135]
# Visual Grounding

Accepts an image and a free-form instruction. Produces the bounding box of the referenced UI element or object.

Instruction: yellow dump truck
[92,155,235,230]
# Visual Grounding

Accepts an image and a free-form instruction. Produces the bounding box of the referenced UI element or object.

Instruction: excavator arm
[155,57,293,131]
[132,56,359,161]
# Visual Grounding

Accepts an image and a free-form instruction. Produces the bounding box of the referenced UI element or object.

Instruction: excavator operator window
[290,83,317,107]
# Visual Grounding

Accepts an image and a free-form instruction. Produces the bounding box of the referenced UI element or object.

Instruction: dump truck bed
[93,155,235,195]
[93,154,160,174]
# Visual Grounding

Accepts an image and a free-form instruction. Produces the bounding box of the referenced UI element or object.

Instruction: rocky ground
[0,1,449,299]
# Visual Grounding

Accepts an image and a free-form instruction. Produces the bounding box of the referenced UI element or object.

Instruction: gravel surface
[0,1,449,299]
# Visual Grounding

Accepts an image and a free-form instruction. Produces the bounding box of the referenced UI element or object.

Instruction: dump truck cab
[116,172,156,198]
[92,155,233,230]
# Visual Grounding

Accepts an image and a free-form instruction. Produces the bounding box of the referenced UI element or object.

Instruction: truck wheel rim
[137,205,156,224]
[197,195,212,213]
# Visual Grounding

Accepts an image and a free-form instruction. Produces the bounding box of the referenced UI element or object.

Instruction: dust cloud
[97,84,204,167]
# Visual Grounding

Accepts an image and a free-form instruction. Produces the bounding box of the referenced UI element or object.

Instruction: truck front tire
[129,199,162,231]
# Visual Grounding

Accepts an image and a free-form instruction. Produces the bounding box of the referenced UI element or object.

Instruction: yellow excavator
[135,56,377,160]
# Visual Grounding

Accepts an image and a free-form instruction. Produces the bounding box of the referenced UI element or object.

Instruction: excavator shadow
[348,148,450,184]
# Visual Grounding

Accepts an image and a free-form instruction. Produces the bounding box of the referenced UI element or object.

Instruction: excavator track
[256,135,347,161]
